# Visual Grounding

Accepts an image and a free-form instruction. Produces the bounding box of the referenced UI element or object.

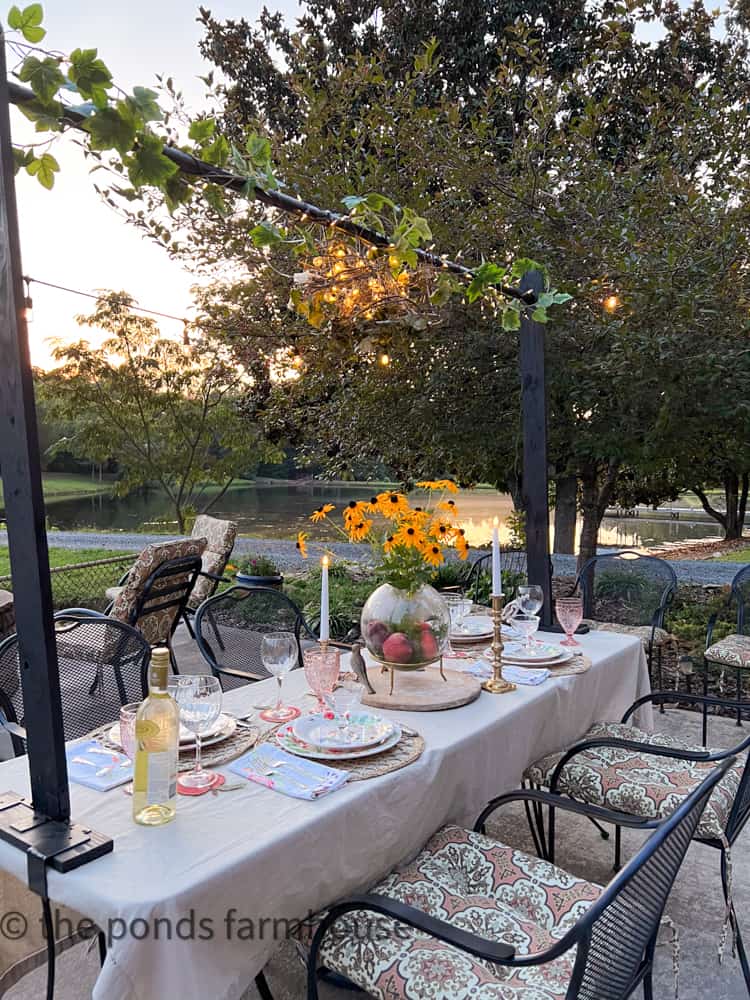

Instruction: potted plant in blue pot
[234,554,284,590]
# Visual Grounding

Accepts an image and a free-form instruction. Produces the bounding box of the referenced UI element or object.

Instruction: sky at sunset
[11,1,299,366]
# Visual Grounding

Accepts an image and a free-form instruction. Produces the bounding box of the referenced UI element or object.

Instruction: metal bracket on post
[0,793,112,899]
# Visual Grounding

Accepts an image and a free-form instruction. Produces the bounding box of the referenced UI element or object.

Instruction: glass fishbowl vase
[360,583,450,669]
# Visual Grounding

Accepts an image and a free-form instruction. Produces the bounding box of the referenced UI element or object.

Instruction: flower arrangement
[296,480,469,595]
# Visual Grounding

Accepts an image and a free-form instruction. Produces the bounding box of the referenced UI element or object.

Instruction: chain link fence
[0,554,135,612]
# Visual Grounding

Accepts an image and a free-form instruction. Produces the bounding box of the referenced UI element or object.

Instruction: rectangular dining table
[0,630,650,1000]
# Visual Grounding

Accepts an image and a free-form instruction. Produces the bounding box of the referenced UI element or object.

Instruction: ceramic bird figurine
[350,639,375,693]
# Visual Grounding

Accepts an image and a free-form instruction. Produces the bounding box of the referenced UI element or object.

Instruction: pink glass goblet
[303,647,341,710]
[556,597,583,647]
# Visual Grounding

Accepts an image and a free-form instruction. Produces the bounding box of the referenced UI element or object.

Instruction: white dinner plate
[500,642,573,666]
[450,616,494,641]
[292,712,395,751]
[109,713,237,749]
[275,721,402,761]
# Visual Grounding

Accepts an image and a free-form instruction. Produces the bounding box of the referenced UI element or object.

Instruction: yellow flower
[429,521,452,540]
[416,478,458,493]
[423,543,444,568]
[347,518,373,542]
[343,500,369,524]
[394,523,427,549]
[383,534,396,554]
[416,480,442,490]
[454,529,469,560]
[310,503,335,523]
[376,491,410,518]
[405,506,431,528]
[438,498,459,516]
[296,532,308,558]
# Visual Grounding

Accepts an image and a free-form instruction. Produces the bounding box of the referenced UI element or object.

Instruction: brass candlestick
[482,593,516,694]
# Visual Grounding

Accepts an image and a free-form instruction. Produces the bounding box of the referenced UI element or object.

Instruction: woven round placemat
[544,654,592,677]
[257,727,425,782]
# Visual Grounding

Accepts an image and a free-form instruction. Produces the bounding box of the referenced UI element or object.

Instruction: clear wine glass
[444,594,465,654]
[259,632,300,723]
[119,702,139,762]
[324,673,365,742]
[518,585,544,617]
[513,613,540,651]
[556,597,584,647]
[174,675,223,789]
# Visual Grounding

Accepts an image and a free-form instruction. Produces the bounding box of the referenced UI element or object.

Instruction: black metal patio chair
[574,550,677,687]
[194,585,311,691]
[0,610,150,756]
[524,689,750,989]
[464,547,528,604]
[703,563,750,740]
[303,758,732,1000]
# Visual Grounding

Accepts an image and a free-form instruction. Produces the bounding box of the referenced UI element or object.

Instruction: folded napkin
[229,745,349,800]
[67,739,133,791]
[460,658,550,686]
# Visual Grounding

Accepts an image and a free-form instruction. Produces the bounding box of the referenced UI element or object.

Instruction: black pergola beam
[6,81,535,305]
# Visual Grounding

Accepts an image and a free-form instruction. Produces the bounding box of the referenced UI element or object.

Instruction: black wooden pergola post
[0,31,111,897]
[519,270,553,627]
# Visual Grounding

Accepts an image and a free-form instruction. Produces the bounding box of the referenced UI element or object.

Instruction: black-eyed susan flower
[430,521,451,540]
[310,503,335,523]
[394,523,427,550]
[347,519,373,542]
[423,543,444,567]
[438,498,459,516]
[416,480,442,490]
[343,500,369,525]
[383,534,396,554]
[296,531,309,558]
[376,491,410,518]
[436,479,459,493]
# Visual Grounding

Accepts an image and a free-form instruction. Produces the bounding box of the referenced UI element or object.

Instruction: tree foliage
[38,293,280,532]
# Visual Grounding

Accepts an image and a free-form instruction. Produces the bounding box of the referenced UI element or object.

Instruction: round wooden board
[361,665,482,712]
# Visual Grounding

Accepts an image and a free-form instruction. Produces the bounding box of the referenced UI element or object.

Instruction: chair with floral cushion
[182,515,238,633]
[703,563,750,741]
[523,689,750,988]
[574,550,677,688]
[302,759,732,1000]
[106,537,206,671]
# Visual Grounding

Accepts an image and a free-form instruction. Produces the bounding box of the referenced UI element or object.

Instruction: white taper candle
[491,517,501,596]
[320,555,330,642]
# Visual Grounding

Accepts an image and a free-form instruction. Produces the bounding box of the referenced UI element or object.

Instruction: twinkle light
[603,294,620,313]
[379,353,391,366]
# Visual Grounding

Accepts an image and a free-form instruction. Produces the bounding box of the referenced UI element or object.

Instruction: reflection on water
[44,483,724,548]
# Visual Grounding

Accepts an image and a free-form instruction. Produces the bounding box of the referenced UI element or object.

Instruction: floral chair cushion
[582,620,672,649]
[109,537,207,645]
[187,516,237,611]
[298,825,601,999]
[704,633,750,669]
[525,721,744,840]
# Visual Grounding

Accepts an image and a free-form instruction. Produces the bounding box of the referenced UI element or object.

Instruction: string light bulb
[22,276,33,323]
[603,294,620,313]
[379,353,390,366]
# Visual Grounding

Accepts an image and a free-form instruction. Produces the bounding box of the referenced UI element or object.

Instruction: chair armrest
[548,736,711,793]
[621,692,750,756]
[197,570,229,583]
[474,787,662,837]
[309,893,515,967]
[214,666,271,684]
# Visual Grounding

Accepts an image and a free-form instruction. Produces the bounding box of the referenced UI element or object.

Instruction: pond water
[43,482,724,548]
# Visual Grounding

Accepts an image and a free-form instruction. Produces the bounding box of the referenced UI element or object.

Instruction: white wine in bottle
[132,646,179,826]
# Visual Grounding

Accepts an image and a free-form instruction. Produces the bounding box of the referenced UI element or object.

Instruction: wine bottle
[132,646,179,826]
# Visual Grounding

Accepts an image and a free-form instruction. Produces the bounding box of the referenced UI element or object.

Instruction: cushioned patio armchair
[303,759,732,1000]
[575,550,677,687]
[524,690,750,989]
[703,563,750,739]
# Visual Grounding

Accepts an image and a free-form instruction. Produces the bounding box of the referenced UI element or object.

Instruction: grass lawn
[716,548,750,563]
[0,546,133,610]
[0,473,112,507]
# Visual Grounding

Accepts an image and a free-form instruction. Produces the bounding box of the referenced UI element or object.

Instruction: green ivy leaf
[501,304,522,330]
[8,3,45,42]
[127,87,162,124]
[466,261,507,303]
[245,134,271,164]
[531,306,548,323]
[26,151,59,189]
[125,133,178,188]
[67,49,112,105]
[250,221,284,247]
[16,95,63,132]
[202,134,230,167]
[552,291,573,304]
[18,56,65,104]
[11,146,33,173]
[188,117,216,142]
[510,257,546,280]
[203,184,228,215]
[85,106,137,155]
[163,173,192,214]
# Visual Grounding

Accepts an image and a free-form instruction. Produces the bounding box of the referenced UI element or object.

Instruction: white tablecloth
[0,631,649,1000]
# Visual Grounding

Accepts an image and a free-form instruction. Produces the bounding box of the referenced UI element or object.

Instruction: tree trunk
[577,462,621,573]
[693,472,749,539]
[553,474,577,554]
[175,507,186,534]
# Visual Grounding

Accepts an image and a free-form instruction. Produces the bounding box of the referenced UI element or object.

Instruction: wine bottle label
[135,719,161,741]
[144,749,177,805]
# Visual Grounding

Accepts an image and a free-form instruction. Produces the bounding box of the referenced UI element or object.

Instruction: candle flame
[322,555,329,567]
[493,516,499,527]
